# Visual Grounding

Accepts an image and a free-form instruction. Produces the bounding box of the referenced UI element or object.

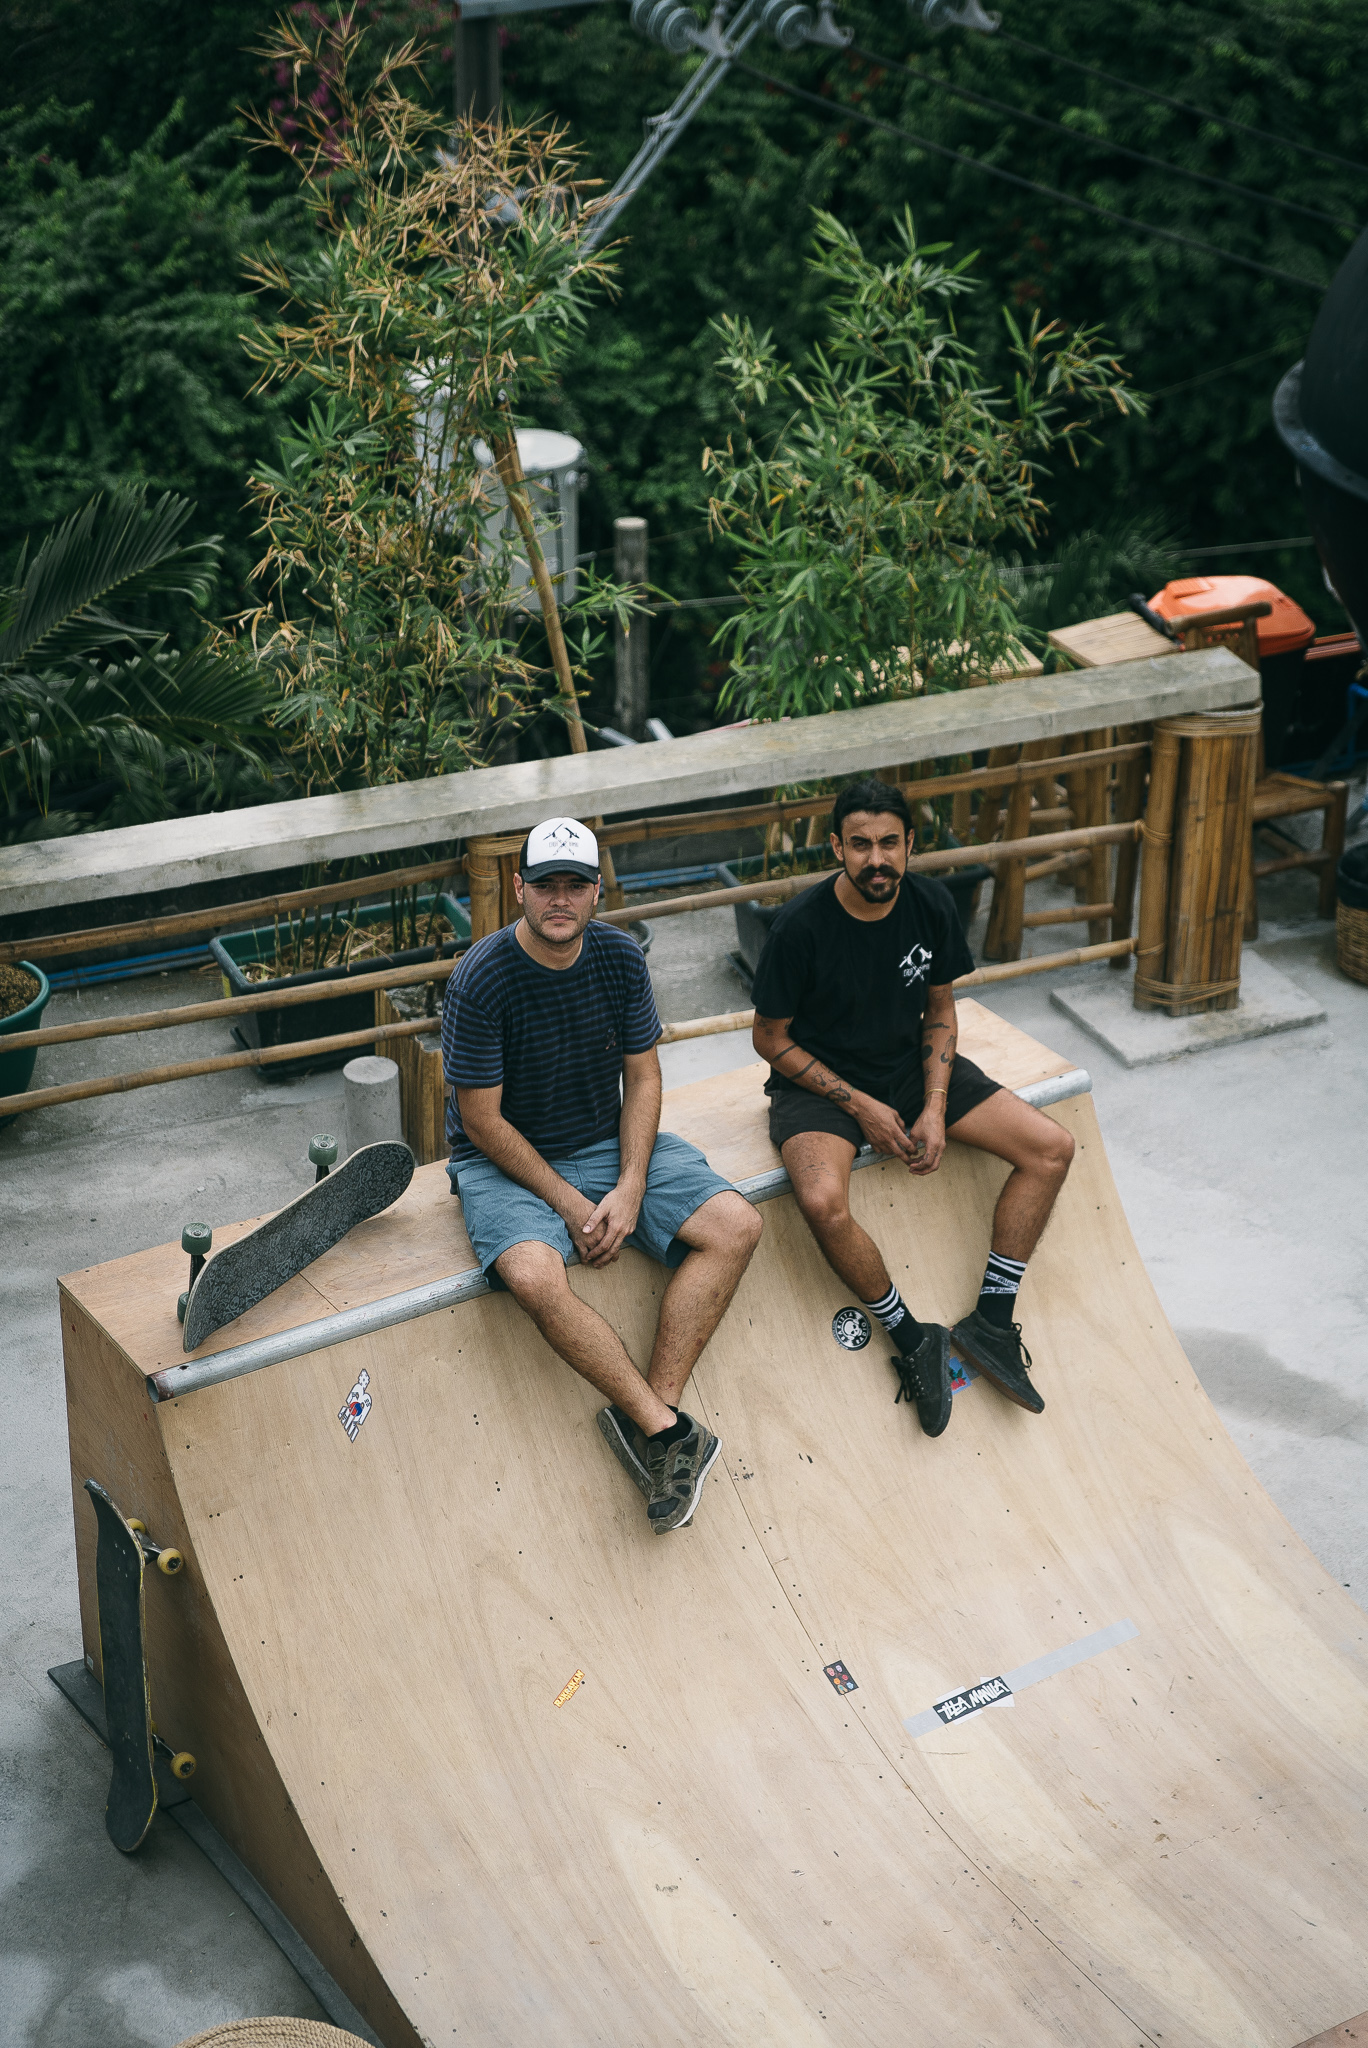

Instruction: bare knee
[794,1181,852,1242]
[1037,1123,1075,1180]
[687,1191,763,1262]
[494,1239,569,1315]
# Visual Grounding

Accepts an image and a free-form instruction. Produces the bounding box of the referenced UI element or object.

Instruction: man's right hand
[558,1192,611,1267]
[853,1094,920,1164]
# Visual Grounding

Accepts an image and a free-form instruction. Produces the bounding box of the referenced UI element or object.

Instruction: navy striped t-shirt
[441,921,662,1165]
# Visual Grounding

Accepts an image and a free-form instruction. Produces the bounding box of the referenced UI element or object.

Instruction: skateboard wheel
[181,1223,212,1256]
[157,1548,185,1577]
[170,1751,197,1781]
[127,1518,147,1535]
[309,1134,338,1170]
[177,1292,188,1323]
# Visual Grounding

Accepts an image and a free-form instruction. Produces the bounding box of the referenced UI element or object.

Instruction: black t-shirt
[750,873,974,1102]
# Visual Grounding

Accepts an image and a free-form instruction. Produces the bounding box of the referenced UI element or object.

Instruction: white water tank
[473,427,583,609]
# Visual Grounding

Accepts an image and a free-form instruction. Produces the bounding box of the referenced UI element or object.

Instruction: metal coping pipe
[146,1068,1091,1403]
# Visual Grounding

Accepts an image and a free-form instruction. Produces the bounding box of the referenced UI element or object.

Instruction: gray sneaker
[951,1310,1044,1414]
[645,1411,721,1534]
[596,1403,650,1497]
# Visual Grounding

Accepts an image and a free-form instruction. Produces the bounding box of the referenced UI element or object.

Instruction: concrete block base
[1049,951,1326,1068]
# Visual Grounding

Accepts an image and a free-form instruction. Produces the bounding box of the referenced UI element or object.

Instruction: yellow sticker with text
[553,1668,585,1709]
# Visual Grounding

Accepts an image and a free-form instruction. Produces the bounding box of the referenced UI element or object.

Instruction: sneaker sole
[951,1327,1045,1414]
[596,1406,651,1497]
[650,1431,722,1534]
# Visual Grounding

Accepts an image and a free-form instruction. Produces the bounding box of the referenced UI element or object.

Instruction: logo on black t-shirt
[899,943,934,986]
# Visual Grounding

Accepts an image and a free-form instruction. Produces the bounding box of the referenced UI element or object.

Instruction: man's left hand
[905,1104,947,1176]
[580,1180,644,1266]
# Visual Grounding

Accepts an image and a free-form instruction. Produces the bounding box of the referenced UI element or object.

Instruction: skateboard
[180,1138,414,1352]
[85,1479,195,1853]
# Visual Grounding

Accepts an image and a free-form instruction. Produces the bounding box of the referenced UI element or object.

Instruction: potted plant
[211,889,469,1078]
[0,961,53,1125]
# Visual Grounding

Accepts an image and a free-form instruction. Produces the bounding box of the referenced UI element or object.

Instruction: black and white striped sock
[863,1283,924,1352]
[977,1252,1027,1329]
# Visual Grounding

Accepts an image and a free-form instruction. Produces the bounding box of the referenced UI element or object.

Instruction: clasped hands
[854,1093,946,1176]
[559,1175,643,1267]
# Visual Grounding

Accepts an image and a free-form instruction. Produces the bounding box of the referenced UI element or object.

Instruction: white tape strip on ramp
[903,1619,1140,1738]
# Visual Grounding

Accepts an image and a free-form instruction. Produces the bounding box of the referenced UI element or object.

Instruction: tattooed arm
[905,983,957,1176]
[752,1014,919,1163]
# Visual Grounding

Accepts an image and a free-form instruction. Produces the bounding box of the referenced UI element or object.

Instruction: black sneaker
[596,1404,650,1497]
[951,1311,1044,1414]
[645,1411,722,1534]
[889,1322,954,1438]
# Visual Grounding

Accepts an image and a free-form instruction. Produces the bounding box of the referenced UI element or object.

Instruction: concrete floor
[3,785,1365,2045]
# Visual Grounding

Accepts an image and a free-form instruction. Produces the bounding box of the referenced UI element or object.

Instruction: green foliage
[236,13,636,795]
[0,490,274,837]
[1000,513,1185,645]
[704,211,1142,721]
[0,98,303,618]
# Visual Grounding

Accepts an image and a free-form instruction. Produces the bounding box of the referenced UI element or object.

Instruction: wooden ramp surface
[59,1007,1368,2048]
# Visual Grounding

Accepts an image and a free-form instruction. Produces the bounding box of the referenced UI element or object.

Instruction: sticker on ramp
[338,1368,372,1442]
[553,1669,585,1708]
[824,1660,858,1695]
[950,1354,976,1392]
[903,1620,1139,1738]
[832,1307,871,1351]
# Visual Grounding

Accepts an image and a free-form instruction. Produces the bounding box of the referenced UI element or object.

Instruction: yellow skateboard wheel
[170,1751,197,1781]
[157,1548,185,1577]
[127,1518,146,1534]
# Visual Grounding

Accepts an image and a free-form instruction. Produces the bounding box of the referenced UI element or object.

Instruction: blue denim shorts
[449,1130,735,1275]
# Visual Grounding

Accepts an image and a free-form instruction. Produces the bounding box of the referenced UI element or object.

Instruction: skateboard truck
[309,1134,338,1182]
[176,1224,212,1325]
[126,1517,185,1579]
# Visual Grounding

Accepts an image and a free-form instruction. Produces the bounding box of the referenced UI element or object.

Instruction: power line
[734,61,1327,294]
[1148,344,1293,400]
[850,44,1357,232]
[993,27,1368,178]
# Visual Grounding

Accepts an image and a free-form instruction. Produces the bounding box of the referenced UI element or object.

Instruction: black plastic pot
[211,895,468,1080]
[1337,843,1368,911]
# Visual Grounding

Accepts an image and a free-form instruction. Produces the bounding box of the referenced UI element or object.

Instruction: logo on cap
[520,815,601,882]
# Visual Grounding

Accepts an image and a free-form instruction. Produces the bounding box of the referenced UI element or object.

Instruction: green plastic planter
[0,961,52,1127]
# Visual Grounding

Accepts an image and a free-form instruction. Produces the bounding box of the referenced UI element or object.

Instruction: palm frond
[0,490,222,671]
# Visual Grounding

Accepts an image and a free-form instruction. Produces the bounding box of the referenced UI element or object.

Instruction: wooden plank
[1294,2014,1368,2048]
[1049,611,1175,667]
[0,648,1255,916]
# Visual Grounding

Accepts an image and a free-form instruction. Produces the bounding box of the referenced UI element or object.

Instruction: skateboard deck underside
[86,1481,157,1853]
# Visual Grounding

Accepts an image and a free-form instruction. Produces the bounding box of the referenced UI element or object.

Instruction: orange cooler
[1148,574,1318,768]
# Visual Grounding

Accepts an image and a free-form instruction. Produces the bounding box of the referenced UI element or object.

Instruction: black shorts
[766,1056,1002,1153]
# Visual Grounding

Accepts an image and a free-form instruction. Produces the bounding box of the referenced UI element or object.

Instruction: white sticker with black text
[932,1674,1013,1725]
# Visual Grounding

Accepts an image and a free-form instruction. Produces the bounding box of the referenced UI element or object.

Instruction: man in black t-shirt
[751,777,1075,1431]
[445,817,763,1535]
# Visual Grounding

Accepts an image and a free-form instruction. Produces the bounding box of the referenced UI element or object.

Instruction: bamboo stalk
[3,955,461,1054]
[1083,727,1112,941]
[465,835,503,943]
[597,821,1142,926]
[493,429,622,906]
[0,859,464,967]
[985,740,1049,960]
[955,937,1136,987]
[0,1015,440,1119]
[1133,721,1183,1010]
[1109,721,1150,966]
[1021,901,1115,929]
[1024,850,1092,884]
[658,1009,756,1043]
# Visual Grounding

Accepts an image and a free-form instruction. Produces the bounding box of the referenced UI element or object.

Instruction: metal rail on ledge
[146,1068,1092,1404]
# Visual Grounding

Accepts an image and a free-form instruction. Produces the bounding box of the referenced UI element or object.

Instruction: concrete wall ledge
[0,648,1255,917]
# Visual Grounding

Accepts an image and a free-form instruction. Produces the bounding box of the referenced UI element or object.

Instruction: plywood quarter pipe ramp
[60,1005,1368,2048]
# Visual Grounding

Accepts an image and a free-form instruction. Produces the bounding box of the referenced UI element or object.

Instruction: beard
[849,865,901,901]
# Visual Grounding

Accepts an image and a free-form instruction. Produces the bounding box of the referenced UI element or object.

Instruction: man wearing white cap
[442,815,763,1534]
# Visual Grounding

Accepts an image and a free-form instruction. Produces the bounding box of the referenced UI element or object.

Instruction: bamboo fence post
[971,746,1019,848]
[1109,722,1150,966]
[984,740,1049,960]
[466,836,503,942]
[1134,709,1259,1016]
[492,429,623,909]
[1133,721,1183,1008]
[1083,727,1112,943]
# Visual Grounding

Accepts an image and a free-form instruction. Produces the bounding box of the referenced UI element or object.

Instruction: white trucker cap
[519,816,601,883]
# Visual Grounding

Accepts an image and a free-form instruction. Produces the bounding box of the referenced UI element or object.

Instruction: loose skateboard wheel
[170,1751,197,1781]
[157,1548,184,1577]
[309,1134,338,1182]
